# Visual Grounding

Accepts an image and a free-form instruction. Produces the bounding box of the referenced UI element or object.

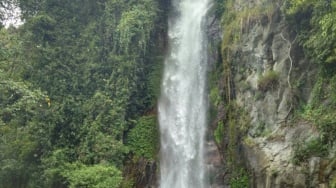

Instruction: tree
[0,0,168,187]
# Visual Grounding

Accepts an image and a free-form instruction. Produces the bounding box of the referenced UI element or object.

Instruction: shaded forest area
[0,0,169,187]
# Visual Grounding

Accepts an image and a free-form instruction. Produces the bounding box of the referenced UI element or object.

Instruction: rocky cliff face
[208,0,336,187]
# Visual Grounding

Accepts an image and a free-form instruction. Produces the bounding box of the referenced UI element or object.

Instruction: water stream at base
[158,0,210,187]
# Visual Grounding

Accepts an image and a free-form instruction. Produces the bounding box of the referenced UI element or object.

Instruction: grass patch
[257,71,279,92]
[230,168,250,188]
[214,121,224,145]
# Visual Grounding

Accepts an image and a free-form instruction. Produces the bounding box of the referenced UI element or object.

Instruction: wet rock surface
[207,0,336,187]
[205,140,227,188]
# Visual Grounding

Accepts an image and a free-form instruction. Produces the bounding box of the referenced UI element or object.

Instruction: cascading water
[158,0,210,187]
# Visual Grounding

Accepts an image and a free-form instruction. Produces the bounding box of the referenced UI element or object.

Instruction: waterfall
[158,0,210,187]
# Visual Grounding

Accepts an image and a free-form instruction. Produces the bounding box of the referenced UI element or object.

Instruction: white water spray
[158,0,210,187]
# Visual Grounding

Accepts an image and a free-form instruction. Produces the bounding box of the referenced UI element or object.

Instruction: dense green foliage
[229,168,249,188]
[127,116,159,159]
[286,0,336,67]
[0,0,167,187]
[61,163,122,188]
[285,0,336,162]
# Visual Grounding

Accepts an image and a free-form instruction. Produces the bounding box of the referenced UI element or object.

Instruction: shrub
[127,115,158,159]
[292,138,328,165]
[210,87,221,107]
[214,121,224,144]
[230,168,249,188]
[61,163,122,188]
[257,71,279,92]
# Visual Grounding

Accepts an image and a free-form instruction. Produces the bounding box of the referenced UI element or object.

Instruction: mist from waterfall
[158,0,210,187]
